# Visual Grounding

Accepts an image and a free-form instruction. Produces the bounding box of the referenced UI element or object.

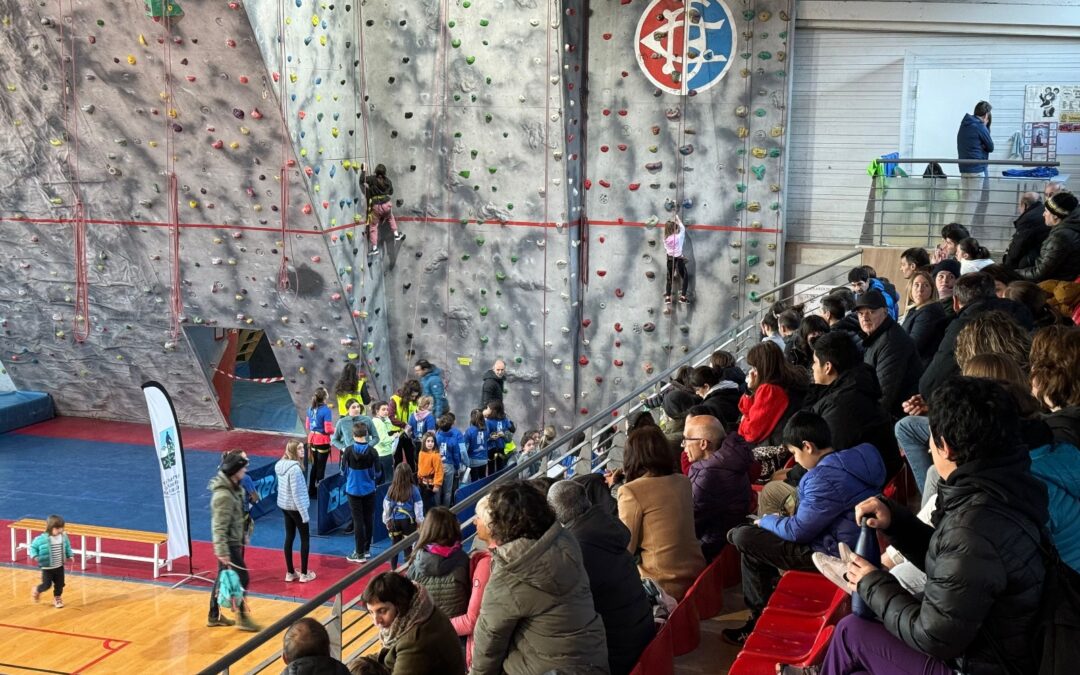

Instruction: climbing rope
[276,0,292,293]
[157,4,183,340]
[540,0,556,428]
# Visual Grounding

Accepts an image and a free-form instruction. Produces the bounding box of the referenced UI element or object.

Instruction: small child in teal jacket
[30,514,74,608]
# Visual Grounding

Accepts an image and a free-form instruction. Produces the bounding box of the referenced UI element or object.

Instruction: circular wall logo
[636,0,737,96]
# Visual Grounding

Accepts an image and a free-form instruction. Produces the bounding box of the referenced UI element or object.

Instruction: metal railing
[198,247,865,675]
[861,157,1062,253]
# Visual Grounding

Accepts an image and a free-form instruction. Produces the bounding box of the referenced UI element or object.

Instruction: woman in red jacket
[738,341,808,445]
[452,495,494,668]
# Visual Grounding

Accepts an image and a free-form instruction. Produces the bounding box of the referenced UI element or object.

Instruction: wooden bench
[9,518,172,579]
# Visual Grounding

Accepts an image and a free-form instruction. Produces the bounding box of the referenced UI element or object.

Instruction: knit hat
[1046,191,1078,219]
[663,389,701,419]
[931,258,961,281]
[220,453,249,477]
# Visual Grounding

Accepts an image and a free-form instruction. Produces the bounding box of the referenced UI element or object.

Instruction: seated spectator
[362,572,466,675]
[710,348,748,394]
[955,237,994,275]
[899,247,930,281]
[1006,280,1071,329]
[346,656,390,675]
[662,389,702,471]
[1004,191,1049,271]
[931,258,960,314]
[738,341,808,445]
[820,292,864,349]
[281,617,350,675]
[450,497,493,669]
[683,415,752,561]
[900,269,948,366]
[471,482,608,675]
[786,315,830,373]
[617,426,706,600]
[760,310,785,350]
[690,364,740,430]
[1031,325,1080,446]
[1017,190,1080,282]
[849,266,898,320]
[724,411,884,645]
[405,507,470,620]
[980,262,1021,297]
[777,305,805,344]
[855,290,923,417]
[548,480,655,675]
[823,377,1048,675]
[931,222,969,263]
[572,472,618,517]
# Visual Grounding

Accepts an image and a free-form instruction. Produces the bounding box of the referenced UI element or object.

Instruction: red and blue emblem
[635,0,737,96]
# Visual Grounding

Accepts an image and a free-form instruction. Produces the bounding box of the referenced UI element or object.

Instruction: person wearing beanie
[1017,190,1080,282]
[931,258,961,319]
[207,450,260,632]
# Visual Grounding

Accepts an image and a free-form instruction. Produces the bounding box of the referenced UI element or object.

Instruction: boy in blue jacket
[30,514,74,608]
[435,414,469,506]
[722,410,885,645]
[343,424,379,563]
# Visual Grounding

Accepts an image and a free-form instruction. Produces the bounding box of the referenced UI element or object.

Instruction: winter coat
[901,301,948,366]
[861,315,922,417]
[1016,210,1080,282]
[451,549,492,669]
[759,443,885,556]
[689,433,753,550]
[805,364,904,479]
[471,522,609,675]
[275,459,309,521]
[407,544,471,618]
[480,369,505,408]
[618,473,706,600]
[29,532,73,568]
[698,383,741,431]
[1025,417,1080,573]
[737,383,790,445]
[859,450,1049,675]
[343,443,379,497]
[209,472,245,557]
[566,505,656,675]
[420,368,449,419]
[279,655,350,675]
[379,596,466,675]
[861,278,899,321]
[1045,406,1080,447]
[919,298,1034,398]
[832,313,866,352]
[1004,200,1050,270]
[956,113,993,175]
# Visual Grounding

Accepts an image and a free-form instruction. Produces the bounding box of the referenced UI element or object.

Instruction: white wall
[786,1,1080,242]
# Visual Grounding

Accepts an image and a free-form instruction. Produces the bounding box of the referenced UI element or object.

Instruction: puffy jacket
[1045,406,1080,447]
[737,383,790,444]
[566,506,656,675]
[420,368,449,419]
[759,443,885,556]
[209,472,245,557]
[805,365,903,479]
[275,459,309,521]
[698,383,741,431]
[407,544,471,618]
[859,450,1048,675]
[689,433,753,550]
[1025,416,1080,573]
[1016,210,1080,282]
[279,655,350,675]
[29,532,73,567]
[956,113,994,175]
[919,298,1034,398]
[451,549,492,669]
[861,316,922,417]
[901,301,948,367]
[480,369,504,408]
[471,522,609,675]
[1004,200,1050,270]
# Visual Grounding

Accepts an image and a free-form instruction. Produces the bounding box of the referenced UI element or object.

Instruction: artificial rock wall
[0,0,792,430]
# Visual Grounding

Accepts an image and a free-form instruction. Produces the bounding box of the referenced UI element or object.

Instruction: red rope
[73,201,90,341]
[277,0,291,292]
[162,5,182,339]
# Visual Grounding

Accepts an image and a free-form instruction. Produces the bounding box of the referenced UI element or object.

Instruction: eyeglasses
[680,437,708,444]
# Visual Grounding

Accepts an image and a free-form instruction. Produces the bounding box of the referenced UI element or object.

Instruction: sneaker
[31,588,40,603]
[360,551,372,562]
[368,247,379,256]
[664,295,672,304]
[394,232,406,242]
[237,614,262,632]
[299,571,317,583]
[346,552,363,564]
[679,295,689,303]
[812,551,853,595]
[721,616,757,645]
[54,597,64,609]
[284,572,299,582]
[206,615,236,627]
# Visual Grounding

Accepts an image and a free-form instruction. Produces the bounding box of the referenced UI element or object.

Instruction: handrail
[199,246,864,674]
[877,157,1059,167]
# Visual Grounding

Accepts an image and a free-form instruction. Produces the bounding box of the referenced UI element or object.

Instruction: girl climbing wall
[361,163,404,256]
[664,214,690,304]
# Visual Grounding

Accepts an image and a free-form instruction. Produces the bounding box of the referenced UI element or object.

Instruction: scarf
[380,582,434,648]
[415,410,431,422]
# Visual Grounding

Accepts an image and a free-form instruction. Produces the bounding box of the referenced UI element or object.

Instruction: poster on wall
[1024,85,1080,157]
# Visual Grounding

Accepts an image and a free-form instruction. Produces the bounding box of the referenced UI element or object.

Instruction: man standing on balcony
[956,101,994,227]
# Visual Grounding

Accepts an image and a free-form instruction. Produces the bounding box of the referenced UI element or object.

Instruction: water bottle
[851,517,880,619]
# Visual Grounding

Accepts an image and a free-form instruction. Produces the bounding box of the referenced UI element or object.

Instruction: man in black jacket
[825,377,1048,675]
[854,290,922,418]
[548,480,655,675]
[1003,191,1049,271]
[480,359,506,409]
[1016,190,1080,282]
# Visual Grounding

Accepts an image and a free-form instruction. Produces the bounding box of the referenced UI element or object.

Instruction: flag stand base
[163,570,216,588]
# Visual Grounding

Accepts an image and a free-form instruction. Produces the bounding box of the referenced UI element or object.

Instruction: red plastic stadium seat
[719,543,742,588]
[666,595,701,656]
[685,556,724,620]
[742,607,828,662]
[729,625,836,674]
[767,571,839,616]
[628,623,673,675]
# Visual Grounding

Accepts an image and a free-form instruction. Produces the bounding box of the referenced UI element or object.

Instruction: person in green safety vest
[390,379,422,468]
[333,362,373,416]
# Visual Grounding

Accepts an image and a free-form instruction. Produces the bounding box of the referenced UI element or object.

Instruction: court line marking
[0,622,131,674]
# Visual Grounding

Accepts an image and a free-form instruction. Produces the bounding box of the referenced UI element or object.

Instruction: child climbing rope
[664,214,691,304]
[361,163,405,256]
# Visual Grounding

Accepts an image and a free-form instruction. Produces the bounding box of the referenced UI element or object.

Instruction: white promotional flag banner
[142,382,191,561]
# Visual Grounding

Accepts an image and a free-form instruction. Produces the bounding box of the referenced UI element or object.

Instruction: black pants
[666,256,689,297]
[729,524,817,615]
[702,539,726,564]
[37,566,65,597]
[308,445,330,497]
[420,484,437,512]
[469,463,488,481]
[387,519,417,569]
[282,509,310,575]
[209,544,248,620]
[395,434,416,469]
[348,492,376,556]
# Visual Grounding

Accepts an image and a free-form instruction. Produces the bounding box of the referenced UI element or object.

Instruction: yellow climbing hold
[168,108,178,118]
[229,141,240,149]
[300,148,308,156]
[331,127,339,138]
[320,35,327,46]
[138,34,147,46]
[311,15,319,27]
[289,72,298,83]
[188,200,199,208]
[239,126,250,135]
[127,54,136,65]
[49,138,63,146]
[148,140,159,147]
[5,83,15,92]
[50,197,63,205]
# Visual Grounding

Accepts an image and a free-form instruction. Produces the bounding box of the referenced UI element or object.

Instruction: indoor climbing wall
[0,1,379,426]
[579,0,792,407]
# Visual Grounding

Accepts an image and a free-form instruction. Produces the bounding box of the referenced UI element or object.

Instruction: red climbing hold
[211,139,224,149]
[617,110,628,116]
[618,144,628,151]
[226,39,237,48]
[583,179,592,189]
[600,145,609,152]
[598,180,610,188]
[582,318,592,327]
[578,356,589,366]
[598,236,606,243]
[621,71,629,78]
[302,204,313,214]
[250,108,263,119]
[628,183,640,191]
[613,359,624,367]
[602,109,611,116]
[272,72,281,82]
[322,201,330,209]
[595,376,604,384]
[580,407,589,415]
[614,323,623,332]
[615,340,622,347]
[238,75,249,84]
[596,269,607,277]
[614,288,624,298]
[603,33,612,40]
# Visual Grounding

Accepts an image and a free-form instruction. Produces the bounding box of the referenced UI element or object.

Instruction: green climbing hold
[484,113,492,123]
[96,18,105,26]
[506,203,514,210]
[747,255,760,267]
[510,255,519,263]
[779,31,788,39]
[751,165,766,180]
[454,131,462,138]
[488,167,497,174]
[743,9,755,20]
[466,56,476,65]
[480,335,489,344]
[758,51,772,60]
[769,148,781,158]
[475,237,485,246]
[736,148,747,156]
[463,0,471,7]
[459,170,471,178]
[499,322,508,330]
[734,200,747,211]
[460,218,470,225]
[453,94,462,101]
[514,356,523,364]
[480,288,487,295]
[461,254,471,261]
[145,0,183,18]
[448,20,456,28]
[754,108,767,117]
[748,239,759,248]
[736,182,747,193]
[485,77,492,85]
[495,290,503,296]
[495,271,507,281]
[452,38,461,48]
[479,18,489,27]
[479,306,488,316]
[749,291,762,302]
[470,149,478,159]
